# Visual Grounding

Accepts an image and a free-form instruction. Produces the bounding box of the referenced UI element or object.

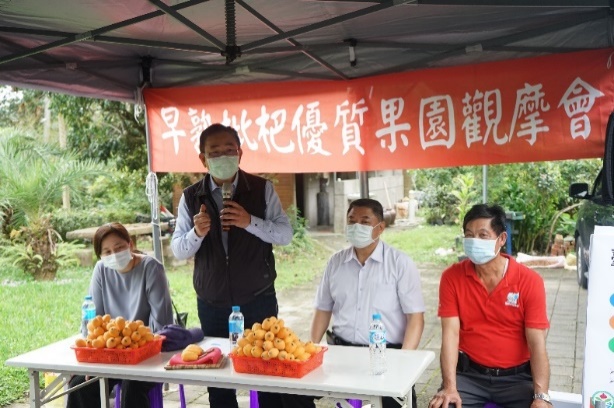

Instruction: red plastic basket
[71,336,164,365]
[229,347,327,378]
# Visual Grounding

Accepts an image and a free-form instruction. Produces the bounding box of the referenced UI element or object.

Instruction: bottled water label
[369,329,386,344]
[229,320,244,334]
[83,308,96,320]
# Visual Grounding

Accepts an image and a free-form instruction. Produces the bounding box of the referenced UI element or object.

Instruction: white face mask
[207,155,239,180]
[346,223,380,249]
[463,237,501,265]
[101,249,133,271]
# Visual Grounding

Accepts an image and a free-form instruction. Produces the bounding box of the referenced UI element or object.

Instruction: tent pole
[482,165,488,204]
[358,171,369,199]
[144,103,163,265]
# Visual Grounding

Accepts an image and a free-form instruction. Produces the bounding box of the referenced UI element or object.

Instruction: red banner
[144,48,614,173]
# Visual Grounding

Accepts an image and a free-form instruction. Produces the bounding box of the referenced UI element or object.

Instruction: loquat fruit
[251,346,264,358]
[273,338,286,351]
[267,348,279,359]
[254,329,266,340]
[261,318,273,330]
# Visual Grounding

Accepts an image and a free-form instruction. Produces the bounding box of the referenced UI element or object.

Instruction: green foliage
[0,235,84,277]
[0,130,103,279]
[276,205,314,258]
[450,173,479,224]
[51,208,136,241]
[488,161,577,254]
[50,93,148,171]
[50,165,155,240]
[413,159,602,255]
[555,212,576,237]
[0,129,103,230]
[0,87,43,131]
[416,167,481,225]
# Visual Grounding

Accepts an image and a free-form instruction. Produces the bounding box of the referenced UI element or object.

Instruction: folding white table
[6,337,435,408]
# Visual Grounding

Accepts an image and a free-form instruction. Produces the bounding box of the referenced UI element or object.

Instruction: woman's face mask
[346,222,381,249]
[207,155,239,180]
[101,249,133,271]
[463,236,501,265]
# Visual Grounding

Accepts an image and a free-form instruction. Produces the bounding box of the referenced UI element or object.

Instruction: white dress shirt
[314,240,425,345]
[171,172,292,259]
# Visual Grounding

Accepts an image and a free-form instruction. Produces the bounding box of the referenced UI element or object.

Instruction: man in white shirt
[311,198,425,408]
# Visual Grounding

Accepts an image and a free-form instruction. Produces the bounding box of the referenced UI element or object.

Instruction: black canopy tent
[1,0,612,260]
[0,1,611,103]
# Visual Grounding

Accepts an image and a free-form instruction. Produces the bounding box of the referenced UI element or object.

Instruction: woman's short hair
[93,222,131,258]
[347,198,384,222]
[463,204,507,236]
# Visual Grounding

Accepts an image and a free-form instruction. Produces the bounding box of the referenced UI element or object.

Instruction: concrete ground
[7,229,586,408]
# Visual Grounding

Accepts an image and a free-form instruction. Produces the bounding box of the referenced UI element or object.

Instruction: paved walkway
[7,232,586,408]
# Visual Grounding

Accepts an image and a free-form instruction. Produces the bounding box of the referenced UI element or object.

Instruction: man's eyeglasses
[205,148,239,159]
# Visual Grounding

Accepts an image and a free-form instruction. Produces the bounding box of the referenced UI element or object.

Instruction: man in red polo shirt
[429,204,551,408]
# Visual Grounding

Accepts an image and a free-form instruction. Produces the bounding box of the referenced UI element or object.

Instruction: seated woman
[67,222,174,408]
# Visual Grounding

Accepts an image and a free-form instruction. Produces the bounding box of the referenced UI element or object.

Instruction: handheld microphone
[222,182,233,202]
[221,182,233,232]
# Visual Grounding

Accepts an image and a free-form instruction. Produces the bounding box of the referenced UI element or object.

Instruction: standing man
[171,123,312,408]
[429,204,551,408]
[311,198,425,408]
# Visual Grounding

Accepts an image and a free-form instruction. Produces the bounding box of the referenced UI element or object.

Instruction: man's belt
[326,330,402,349]
[460,351,531,377]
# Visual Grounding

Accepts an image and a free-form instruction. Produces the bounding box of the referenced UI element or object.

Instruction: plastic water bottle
[228,306,244,349]
[81,295,96,338]
[369,313,387,375]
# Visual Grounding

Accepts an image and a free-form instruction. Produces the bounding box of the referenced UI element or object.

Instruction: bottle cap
[373,313,381,320]
[232,306,240,312]
[85,295,92,300]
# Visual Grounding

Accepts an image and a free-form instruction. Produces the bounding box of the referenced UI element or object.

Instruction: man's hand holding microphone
[221,182,251,230]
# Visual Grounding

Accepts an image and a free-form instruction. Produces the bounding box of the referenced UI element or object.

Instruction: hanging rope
[146,172,159,226]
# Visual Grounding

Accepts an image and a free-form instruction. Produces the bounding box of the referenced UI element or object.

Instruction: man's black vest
[183,170,276,307]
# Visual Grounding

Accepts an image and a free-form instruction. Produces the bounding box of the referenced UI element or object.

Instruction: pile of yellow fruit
[74,314,159,350]
[231,316,322,362]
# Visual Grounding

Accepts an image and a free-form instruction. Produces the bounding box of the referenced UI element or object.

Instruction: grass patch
[382,224,461,266]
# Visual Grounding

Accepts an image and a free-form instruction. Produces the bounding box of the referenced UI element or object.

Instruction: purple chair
[336,400,362,407]
[244,390,275,408]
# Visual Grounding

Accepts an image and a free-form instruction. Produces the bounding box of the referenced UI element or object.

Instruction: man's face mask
[346,222,380,249]
[207,155,239,180]
[463,236,501,265]
[101,248,133,271]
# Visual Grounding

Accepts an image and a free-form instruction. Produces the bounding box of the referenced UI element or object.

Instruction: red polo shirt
[438,254,549,368]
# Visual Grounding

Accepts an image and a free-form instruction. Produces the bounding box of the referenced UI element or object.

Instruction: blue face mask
[463,237,500,265]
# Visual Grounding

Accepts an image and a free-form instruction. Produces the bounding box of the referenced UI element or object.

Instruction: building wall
[300,170,404,233]
[273,173,296,211]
